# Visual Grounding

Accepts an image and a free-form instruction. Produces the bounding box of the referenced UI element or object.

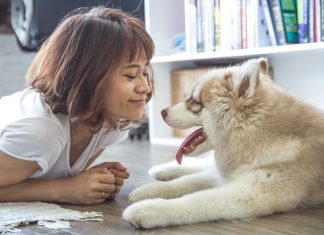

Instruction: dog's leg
[149,155,215,181]
[123,170,303,229]
[128,168,220,203]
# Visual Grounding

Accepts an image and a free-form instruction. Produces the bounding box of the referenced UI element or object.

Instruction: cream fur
[123,58,324,229]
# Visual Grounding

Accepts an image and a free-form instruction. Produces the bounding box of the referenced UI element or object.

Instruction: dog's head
[162,58,273,164]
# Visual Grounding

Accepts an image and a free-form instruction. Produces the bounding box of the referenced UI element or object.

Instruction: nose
[161,109,168,119]
[136,77,151,94]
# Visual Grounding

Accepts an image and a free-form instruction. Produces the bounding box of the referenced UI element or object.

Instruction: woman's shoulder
[0,88,69,132]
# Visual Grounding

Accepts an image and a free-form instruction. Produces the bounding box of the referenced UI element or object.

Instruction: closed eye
[124,75,136,80]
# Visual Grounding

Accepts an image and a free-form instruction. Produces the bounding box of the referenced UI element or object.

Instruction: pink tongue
[175,127,205,165]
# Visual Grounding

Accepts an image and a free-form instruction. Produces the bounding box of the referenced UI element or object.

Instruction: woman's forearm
[0,178,68,203]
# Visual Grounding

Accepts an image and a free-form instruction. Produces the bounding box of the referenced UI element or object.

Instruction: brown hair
[27,7,154,132]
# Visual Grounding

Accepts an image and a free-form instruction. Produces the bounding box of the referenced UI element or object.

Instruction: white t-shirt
[0,88,128,179]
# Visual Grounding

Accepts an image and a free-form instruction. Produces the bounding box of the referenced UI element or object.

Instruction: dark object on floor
[10,0,145,51]
[129,121,149,141]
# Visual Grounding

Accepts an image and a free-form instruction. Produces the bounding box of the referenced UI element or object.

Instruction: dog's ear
[236,58,268,98]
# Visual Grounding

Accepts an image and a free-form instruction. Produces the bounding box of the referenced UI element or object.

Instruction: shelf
[151,42,324,64]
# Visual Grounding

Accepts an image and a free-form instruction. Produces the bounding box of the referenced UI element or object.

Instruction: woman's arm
[0,151,116,205]
[0,151,39,187]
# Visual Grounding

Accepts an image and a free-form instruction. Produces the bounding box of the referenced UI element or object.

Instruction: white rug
[0,202,103,234]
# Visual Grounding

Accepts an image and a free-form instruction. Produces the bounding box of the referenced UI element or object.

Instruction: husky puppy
[123,58,324,229]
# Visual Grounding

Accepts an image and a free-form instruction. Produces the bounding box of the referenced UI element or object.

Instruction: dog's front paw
[128,182,167,203]
[123,199,173,229]
[149,163,197,181]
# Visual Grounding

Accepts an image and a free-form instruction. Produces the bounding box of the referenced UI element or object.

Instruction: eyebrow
[123,62,149,69]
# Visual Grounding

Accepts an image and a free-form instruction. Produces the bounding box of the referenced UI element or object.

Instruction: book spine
[261,0,278,46]
[189,0,198,53]
[297,0,309,43]
[214,0,221,51]
[246,0,258,48]
[207,0,216,52]
[321,0,324,41]
[231,0,242,50]
[314,0,321,42]
[220,0,232,51]
[241,0,248,48]
[196,0,204,52]
[269,0,287,45]
[280,0,299,43]
[309,0,315,42]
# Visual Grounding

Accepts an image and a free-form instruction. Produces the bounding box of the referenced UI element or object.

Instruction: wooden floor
[8,140,324,235]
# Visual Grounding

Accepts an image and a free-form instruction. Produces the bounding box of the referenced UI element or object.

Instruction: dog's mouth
[175,127,207,165]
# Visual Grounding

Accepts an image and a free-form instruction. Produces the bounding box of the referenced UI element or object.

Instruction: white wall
[270,51,324,110]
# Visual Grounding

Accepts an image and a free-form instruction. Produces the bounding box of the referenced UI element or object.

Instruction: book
[241,0,248,48]
[297,0,309,43]
[185,0,198,53]
[309,0,315,42]
[220,0,232,51]
[260,0,278,46]
[321,0,324,41]
[228,0,242,50]
[280,0,299,43]
[255,1,277,47]
[269,0,287,45]
[246,0,258,48]
[196,0,204,52]
[314,0,321,42]
[214,0,221,51]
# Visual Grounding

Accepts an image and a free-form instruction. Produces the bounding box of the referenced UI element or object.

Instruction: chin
[125,112,144,121]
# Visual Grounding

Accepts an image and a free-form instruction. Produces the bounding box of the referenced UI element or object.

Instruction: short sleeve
[0,117,64,175]
[98,129,129,149]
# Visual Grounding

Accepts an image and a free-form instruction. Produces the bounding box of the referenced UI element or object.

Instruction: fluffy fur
[123,58,324,229]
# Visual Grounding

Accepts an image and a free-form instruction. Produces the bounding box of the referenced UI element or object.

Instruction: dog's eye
[192,100,201,106]
[191,100,203,113]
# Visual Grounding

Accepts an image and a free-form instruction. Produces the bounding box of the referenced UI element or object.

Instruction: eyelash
[125,75,136,80]
[125,73,149,80]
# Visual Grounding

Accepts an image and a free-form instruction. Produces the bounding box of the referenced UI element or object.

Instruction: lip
[129,99,146,107]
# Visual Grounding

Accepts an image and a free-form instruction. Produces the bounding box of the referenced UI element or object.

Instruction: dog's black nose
[161,109,168,119]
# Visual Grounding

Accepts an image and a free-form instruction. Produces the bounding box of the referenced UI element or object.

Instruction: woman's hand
[60,167,116,205]
[90,162,130,199]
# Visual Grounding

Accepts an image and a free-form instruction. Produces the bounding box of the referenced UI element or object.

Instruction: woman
[0,6,154,205]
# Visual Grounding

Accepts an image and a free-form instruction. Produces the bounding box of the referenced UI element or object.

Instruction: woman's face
[103,52,151,121]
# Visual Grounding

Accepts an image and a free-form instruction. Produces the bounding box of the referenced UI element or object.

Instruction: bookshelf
[144,0,324,146]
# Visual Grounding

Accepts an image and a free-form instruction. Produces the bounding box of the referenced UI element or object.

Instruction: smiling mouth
[175,127,207,165]
[129,100,146,106]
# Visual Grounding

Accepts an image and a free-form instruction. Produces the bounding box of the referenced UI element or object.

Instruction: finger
[98,162,128,171]
[114,177,124,187]
[109,193,117,200]
[97,172,115,184]
[98,191,111,199]
[97,183,116,194]
[109,169,130,179]
[114,186,121,194]
[92,197,107,205]
[90,166,111,175]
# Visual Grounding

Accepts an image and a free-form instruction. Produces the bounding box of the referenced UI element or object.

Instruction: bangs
[120,22,154,63]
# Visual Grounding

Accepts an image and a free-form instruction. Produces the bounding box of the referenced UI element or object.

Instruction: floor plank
[7,140,324,235]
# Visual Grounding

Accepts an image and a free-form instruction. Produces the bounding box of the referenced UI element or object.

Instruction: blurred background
[0,0,148,140]
[0,0,144,96]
